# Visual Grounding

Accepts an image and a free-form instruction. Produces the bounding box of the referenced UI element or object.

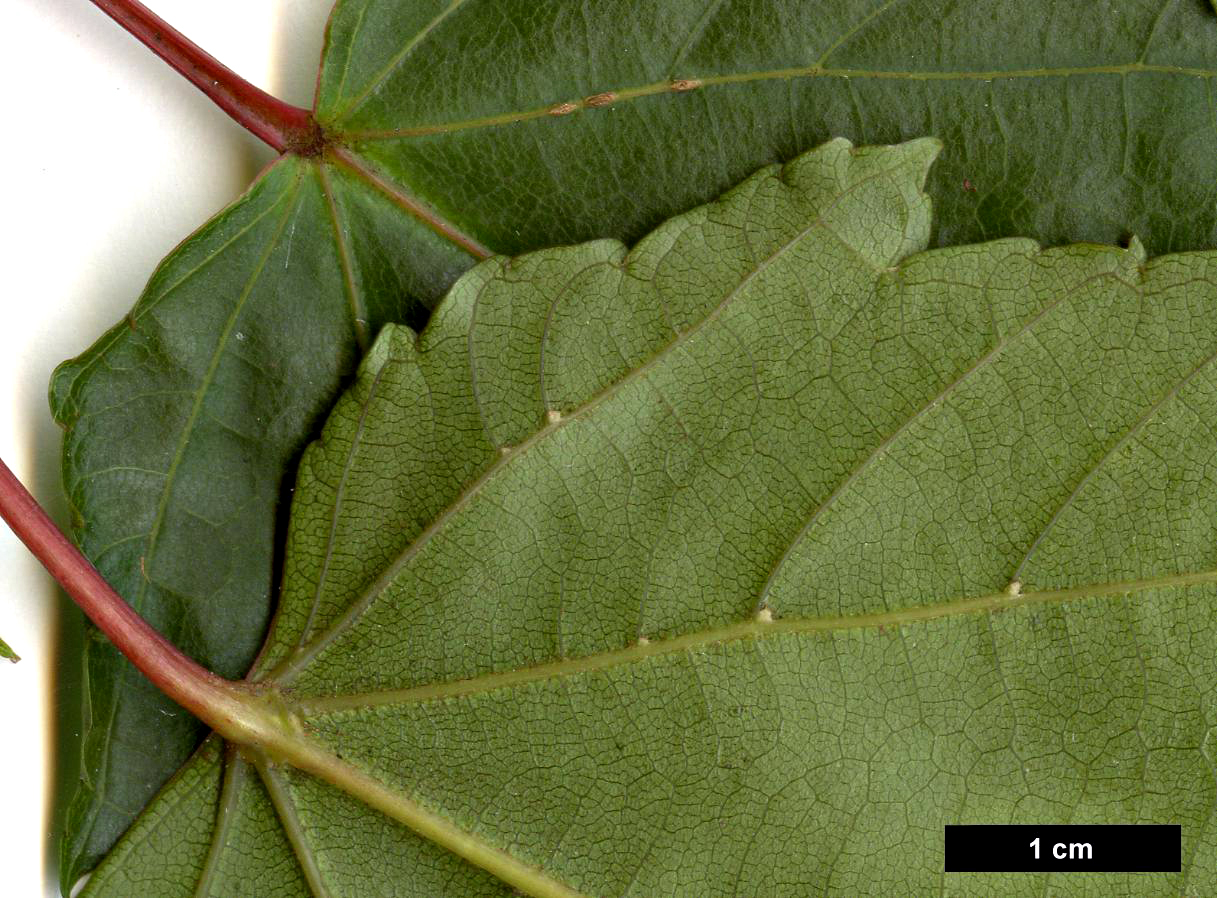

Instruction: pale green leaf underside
[83,139,1217,897]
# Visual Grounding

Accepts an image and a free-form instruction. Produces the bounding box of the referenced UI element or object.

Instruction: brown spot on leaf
[584,91,617,108]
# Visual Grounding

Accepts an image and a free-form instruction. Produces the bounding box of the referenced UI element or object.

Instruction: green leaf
[0,635,19,663]
[51,157,476,885]
[60,0,1217,878]
[320,0,1217,256]
[80,138,1217,896]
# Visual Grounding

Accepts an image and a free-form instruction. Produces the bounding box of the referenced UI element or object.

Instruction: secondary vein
[127,180,300,616]
[1012,335,1217,581]
[246,734,593,898]
[755,265,1136,611]
[316,163,369,351]
[254,757,335,898]
[192,746,246,898]
[328,146,492,260]
[330,0,472,123]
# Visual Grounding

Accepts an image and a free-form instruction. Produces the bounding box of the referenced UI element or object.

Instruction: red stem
[0,458,240,720]
[89,0,324,155]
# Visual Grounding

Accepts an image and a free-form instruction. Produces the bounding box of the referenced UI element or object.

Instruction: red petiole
[1,1,334,721]
[89,0,325,154]
[0,459,247,723]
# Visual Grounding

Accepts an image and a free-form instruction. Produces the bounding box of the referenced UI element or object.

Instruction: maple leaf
[64,137,1217,897]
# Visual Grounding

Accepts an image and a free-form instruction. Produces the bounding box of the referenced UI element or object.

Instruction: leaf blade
[321,0,1217,257]
[81,137,1217,895]
[54,156,480,884]
[304,585,1216,896]
[64,0,1217,880]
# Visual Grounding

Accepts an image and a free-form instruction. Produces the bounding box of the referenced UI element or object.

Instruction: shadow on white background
[1,2,332,893]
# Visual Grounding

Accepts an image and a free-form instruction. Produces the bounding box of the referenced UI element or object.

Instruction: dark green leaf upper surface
[320,0,1217,257]
[51,157,474,884]
[60,0,1217,882]
[81,139,1217,896]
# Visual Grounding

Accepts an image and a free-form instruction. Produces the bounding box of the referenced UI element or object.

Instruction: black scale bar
[945,824,1181,873]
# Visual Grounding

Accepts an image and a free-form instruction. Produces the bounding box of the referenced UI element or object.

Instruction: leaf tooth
[1126,234,1147,264]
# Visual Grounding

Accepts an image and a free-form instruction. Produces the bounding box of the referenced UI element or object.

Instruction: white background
[1,2,331,893]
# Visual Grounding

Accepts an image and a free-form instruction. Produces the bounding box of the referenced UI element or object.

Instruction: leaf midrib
[332,62,1217,140]
[293,565,1217,715]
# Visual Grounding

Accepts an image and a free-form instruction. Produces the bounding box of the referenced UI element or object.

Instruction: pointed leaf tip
[0,636,19,663]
